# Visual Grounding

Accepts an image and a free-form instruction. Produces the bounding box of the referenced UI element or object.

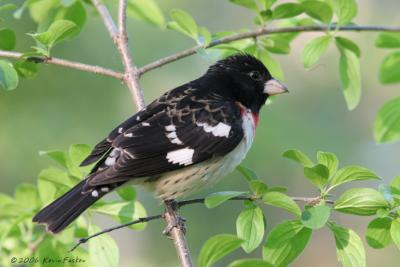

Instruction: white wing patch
[196,122,231,137]
[165,124,176,131]
[165,124,183,144]
[105,148,120,166]
[91,190,99,197]
[166,148,194,166]
[166,131,183,144]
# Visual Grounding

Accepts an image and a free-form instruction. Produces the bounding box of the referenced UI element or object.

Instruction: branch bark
[90,1,190,265]
[138,24,400,75]
[69,195,333,252]
[91,0,145,109]
[0,50,124,80]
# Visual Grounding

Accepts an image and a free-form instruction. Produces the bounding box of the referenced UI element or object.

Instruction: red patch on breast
[251,113,259,127]
[237,102,259,128]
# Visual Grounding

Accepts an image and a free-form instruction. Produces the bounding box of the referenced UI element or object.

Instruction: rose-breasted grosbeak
[33,54,288,233]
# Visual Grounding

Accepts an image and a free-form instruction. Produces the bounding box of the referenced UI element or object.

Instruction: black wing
[81,86,244,187]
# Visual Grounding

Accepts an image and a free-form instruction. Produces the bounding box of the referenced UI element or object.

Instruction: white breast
[149,110,256,200]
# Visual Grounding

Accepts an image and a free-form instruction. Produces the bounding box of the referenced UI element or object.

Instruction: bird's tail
[33,180,104,233]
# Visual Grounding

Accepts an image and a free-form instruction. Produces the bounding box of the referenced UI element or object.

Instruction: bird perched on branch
[33,53,288,233]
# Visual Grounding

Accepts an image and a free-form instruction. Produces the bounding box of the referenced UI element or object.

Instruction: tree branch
[68,194,333,253]
[91,0,145,109]
[116,0,145,109]
[0,50,124,80]
[90,1,189,266]
[138,24,400,75]
[68,214,163,252]
[164,200,194,267]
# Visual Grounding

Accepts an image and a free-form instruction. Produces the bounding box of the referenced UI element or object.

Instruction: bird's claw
[162,215,187,236]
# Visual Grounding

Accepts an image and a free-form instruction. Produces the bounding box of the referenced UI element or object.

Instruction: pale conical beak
[264,78,289,95]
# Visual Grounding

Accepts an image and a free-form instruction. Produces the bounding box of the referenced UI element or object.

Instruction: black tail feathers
[33,180,104,233]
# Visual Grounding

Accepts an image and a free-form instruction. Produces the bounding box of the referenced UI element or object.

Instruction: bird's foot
[162,214,187,236]
[162,199,187,236]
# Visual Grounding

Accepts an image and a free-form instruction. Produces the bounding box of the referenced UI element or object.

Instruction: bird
[32,53,288,234]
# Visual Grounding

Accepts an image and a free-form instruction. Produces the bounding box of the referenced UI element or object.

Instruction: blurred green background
[1,0,400,266]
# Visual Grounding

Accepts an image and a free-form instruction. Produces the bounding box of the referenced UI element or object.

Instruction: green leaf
[92,201,147,230]
[391,176,400,189]
[263,220,312,267]
[329,223,366,267]
[335,36,361,57]
[229,0,258,11]
[0,3,17,12]
[376,32,400,48]
[374,96,400,143]
[261,0,277,10]
[29,0,59,23]
[15,183,40,210]
[317,151,338,177]
[301,205,331,229]
[127,0,165,27]
[38,167,75,188]
[37,176,57,206]
[89,224,119,267]
[236,204,265,253]
[258,49,284,80]
[62,1,87,35]
[304,164,329,189]
[39,149,69,167]
[198,234,243,267]
[391,219,400,250]
[169,9,198,40]
[301,0,333,24]
[329,166,380,190]
[31,19,79,50]
[205,191,247,208]
[199,27,212,45]
[237,165,259,181]
[272,3,303,19]
[338,46,361,110]
[263,191,301,217]
[117,186,136,201]
[331,0,357,25]
[366,217,392,249]
[261,37,290,55]
[334,188,389,216]
[0,28,16,50]
[0,193,14,207]
[301,35,332,69]
[229,259,274,267]
[379,51,400,84]
[14,60,38,78]
[249,180,268,196]
[282,149,313,167]
[69,144,91,167]
[0,60,18,91]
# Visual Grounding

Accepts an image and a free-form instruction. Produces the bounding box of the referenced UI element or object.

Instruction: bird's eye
[249,71,262,81]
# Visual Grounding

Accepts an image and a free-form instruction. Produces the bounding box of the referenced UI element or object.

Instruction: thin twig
[138,24,400,75]
[178,196,334,207]
[29,234,46,253]
[68,214,162,252]
[69,195,334,252]
[90,1,188,266]
[163,200,194,267]
[91,0,118,42]
[116,0,145,109]
[178,196,253,207]
[0,50,124,80]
